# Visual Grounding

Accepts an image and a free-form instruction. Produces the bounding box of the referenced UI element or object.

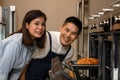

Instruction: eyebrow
[65,26,78,33]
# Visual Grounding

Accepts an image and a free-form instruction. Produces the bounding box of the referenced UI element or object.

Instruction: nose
[38,24,44,30]
[66,32,71,37]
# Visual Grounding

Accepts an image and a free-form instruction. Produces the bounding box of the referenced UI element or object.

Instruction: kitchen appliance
[0,5,15,40]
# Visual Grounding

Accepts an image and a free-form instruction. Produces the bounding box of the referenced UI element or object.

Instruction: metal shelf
[71,64,98,69]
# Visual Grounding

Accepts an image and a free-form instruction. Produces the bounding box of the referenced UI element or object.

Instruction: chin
[61,40,70,46]
[36,36,42,38]
[62,43,69,46]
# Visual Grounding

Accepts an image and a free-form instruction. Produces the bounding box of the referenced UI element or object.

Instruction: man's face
[60,23,79,46]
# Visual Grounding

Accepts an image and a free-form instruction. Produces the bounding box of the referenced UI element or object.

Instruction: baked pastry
[77,58,98,64]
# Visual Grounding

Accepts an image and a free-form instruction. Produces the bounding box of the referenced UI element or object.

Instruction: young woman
[25,16,82,80]
[0,10,47,80]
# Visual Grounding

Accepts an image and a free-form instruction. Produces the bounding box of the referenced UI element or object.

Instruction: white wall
[0,0,78,31]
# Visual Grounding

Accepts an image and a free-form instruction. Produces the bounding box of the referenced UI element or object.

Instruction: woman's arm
[0,41,20,80]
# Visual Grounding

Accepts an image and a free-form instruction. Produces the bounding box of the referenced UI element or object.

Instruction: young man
[25,16,82,80]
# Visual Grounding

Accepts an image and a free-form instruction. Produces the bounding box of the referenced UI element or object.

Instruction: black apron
[26,32,71,80]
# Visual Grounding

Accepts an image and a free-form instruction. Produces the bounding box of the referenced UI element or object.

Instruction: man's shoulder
[47,31,60,39]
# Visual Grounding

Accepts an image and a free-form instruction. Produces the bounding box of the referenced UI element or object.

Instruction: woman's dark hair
[16,10,47,48]
[63,16,82,35]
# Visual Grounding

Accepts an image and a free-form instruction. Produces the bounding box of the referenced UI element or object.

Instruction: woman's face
[26,17,46,40]
[60,23,79,46]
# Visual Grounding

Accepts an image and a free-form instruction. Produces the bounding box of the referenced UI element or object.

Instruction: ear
[26,23,29,29]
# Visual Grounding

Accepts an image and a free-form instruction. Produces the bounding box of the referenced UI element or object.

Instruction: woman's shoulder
[3,33,23,43]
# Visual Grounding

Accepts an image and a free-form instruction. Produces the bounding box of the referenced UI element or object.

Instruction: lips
[63,37,70,42]
[36,30,43,34]
[35,31,43,37]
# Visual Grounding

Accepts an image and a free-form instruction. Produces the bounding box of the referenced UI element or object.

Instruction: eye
[35,22,39,25]
[72,32,78,35]
[65,28,69,32]
[41,23,45,26]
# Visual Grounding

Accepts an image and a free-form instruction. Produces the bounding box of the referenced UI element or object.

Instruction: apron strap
[47,31,52,51]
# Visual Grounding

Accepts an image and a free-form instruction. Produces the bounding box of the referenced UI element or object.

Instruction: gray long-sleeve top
[0,33,34,80]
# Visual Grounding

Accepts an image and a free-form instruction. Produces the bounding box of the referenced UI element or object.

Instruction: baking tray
[70,61,99,69]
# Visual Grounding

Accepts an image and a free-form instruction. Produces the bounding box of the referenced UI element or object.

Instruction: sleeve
[0,40,21,80]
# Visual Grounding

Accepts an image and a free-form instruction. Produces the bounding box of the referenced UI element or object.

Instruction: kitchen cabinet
[89,30,120,80]
[88,7,120,80]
